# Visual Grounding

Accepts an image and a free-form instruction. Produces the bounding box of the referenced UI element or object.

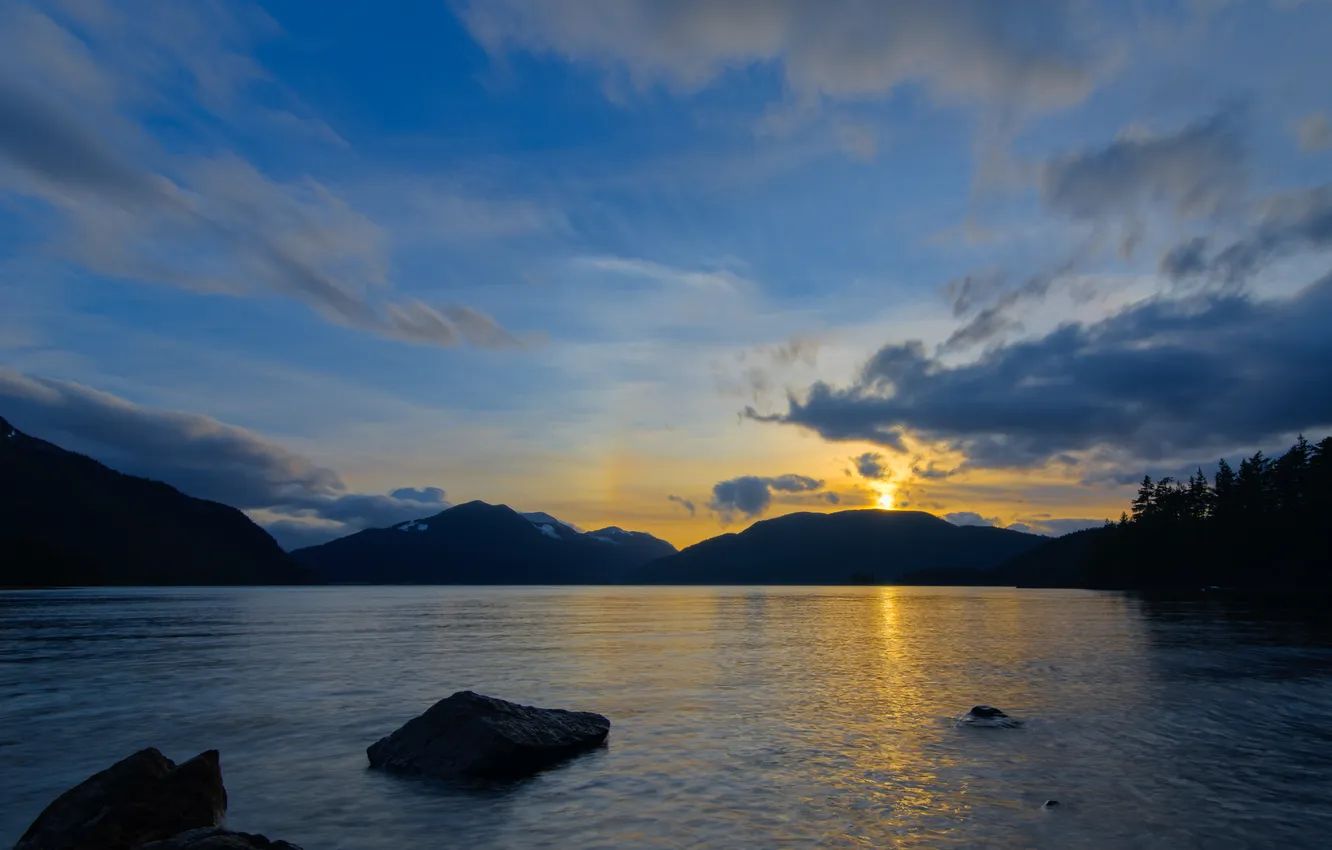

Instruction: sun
[876,485,897,510]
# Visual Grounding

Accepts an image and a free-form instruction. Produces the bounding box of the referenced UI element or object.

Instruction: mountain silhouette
[0,415,306,587]
[633,509,1047,584]
[291,500,677,584]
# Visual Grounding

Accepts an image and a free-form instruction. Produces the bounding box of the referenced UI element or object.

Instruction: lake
[3,586,1331,849]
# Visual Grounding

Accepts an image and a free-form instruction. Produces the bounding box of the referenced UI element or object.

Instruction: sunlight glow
[876,485,897,510]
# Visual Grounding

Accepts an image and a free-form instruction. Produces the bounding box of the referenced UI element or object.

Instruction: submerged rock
[367,690,611,779]
[958,705,1023,728]
[13,748,227,850]
[134,828,303,849]
[1043,800,1061,808]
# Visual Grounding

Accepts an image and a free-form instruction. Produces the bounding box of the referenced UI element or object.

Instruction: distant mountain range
[632,509,1047,584]
[0,415,306,587]
[2,412,1087,588]
[291,501,678,584]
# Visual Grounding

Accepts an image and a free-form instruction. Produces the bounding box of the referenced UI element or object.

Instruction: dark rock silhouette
[294,500,675,584]
[13,748,227,850]
[367,691,611,779]
[0,415,306,587]
[968,706,1008,719]
[134,829,303,849]
[1043,800,1061,808]
[634,510,1047,584]
[959,705,1023,728]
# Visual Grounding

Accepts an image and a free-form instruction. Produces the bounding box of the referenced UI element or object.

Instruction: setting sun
[876,486,897,510]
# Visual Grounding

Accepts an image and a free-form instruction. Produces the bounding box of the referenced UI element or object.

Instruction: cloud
[744,275,1332,469]
[707,473,826,522]
[460,0,1102,110]
[0,369,450,545]
[1019,517,1104,536]
[1159,184,1332,286]
[667,494,697,517]
[852,452,888,479]
[1297,113,1332,152]
[390,486,449,503]
[1040,113,1246,223]
[0,3,518,349]
[945,511,999,527]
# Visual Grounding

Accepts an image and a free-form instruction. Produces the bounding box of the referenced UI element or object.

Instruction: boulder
[133,828,303,850]
[14,748,227,850]
[367,690,610,779]
[958,705,1022,728]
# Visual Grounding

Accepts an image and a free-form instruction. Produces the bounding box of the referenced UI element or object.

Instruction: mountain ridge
[1,414,307,587]
[632,508,1048,584]
[292,499,678,584]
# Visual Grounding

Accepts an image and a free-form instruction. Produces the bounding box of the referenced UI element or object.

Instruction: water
[3,586,1331,849]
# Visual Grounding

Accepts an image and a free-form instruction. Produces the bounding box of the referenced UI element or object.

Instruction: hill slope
[292,501,676,584]
[0,415,306,587]
[633,509,1047,584]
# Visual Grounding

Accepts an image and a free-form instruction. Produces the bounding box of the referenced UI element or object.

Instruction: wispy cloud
[0,1,520,349]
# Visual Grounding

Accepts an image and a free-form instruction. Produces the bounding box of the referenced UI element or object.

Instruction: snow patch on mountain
[536,523,561,540]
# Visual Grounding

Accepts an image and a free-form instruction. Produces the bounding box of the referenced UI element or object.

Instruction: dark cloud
[1158,237,1211,280]
[912,460,957,480]
[707,473,826,522]
[391,486,449,503]
[1041,113,1245,222]
[939,306,1025,353]
[667,494,697,517]
[945,511,999,527]
[939,257,1085,352]
[1160,184,1332,286]
[745,275,1332,469]
[852,452,888,479]
[0,369,449,545]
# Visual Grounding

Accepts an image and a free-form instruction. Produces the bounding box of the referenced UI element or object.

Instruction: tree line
[1084,435,1332,589]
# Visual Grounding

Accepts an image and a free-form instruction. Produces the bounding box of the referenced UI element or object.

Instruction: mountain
[0,415,307,587]
[519,512,581,534]
[633,509,1047,584]
[989,527,1109,587]
[584,526,678,566]
[292,500,677,584]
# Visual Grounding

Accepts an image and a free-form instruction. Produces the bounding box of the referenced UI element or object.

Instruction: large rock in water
[367,690,611,779]
[13,749,226,850]
[134,829,303,849]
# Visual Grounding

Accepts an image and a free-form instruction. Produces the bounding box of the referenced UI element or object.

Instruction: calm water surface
[3,586,1331,849]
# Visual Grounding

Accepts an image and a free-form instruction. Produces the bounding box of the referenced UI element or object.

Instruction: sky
[2,0,1330,549]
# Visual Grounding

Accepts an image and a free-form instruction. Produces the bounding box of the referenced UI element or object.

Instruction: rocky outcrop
[13,749,227,850]
[367,690,610,779]
[12,749,303,850]
[134,829,303,849]
[958,705,1023,728]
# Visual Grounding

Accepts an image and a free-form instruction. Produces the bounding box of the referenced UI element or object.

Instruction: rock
[133,828,303,850]
[367,690,611,779]
[967,705,1008,719]
[1043,800,1061,808]
[958,705,1023,728]
[14,748,227,850]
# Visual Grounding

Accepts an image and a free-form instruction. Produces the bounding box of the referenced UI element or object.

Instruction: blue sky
[2,0,1331,548]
